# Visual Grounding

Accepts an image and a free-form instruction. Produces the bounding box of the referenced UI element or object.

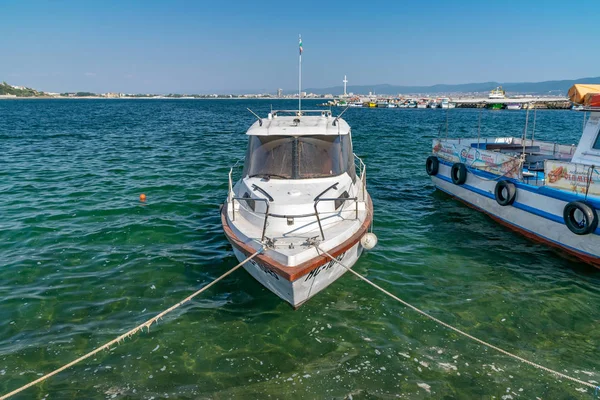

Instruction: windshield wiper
[248,173,288,180]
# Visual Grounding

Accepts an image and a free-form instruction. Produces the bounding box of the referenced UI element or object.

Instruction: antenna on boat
[521,105,530,157]
[298,34,303,115]
[477,109,482,148]
[531,103,537,143]
[247,108,263,126]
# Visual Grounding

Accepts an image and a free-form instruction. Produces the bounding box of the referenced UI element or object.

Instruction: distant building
[105,92,121,98]
[277,88,283,98]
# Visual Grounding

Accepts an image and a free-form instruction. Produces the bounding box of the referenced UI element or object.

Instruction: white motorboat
[506,103,522,110]
[425,84,600,268]
[489,86,506,99]
[440,98,450,109]
[428,101,438,109]
[222,109,375,307]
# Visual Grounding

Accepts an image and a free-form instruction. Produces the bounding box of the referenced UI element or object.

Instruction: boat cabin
[242,110,355,182]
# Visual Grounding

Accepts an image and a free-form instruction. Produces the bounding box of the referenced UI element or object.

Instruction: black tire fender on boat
[563,201,598,235]
[451,163,467,185]
[425,156,439,176]
[494,180,517,206]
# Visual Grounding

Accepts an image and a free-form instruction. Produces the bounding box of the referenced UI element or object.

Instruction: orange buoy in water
[139,193,146,202]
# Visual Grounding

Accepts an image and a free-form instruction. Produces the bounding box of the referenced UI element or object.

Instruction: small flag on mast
[299,36,303,55]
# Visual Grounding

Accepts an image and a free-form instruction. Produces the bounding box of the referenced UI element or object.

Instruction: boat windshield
[242,135,355,180]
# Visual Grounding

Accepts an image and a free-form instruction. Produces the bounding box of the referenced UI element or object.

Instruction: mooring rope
[316,246,599,393]
[0,248,263,400]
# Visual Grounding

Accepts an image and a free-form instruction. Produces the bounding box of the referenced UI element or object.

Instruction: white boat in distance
[440,98,450,108]
[489,86,506,99]
[506,103,522,110]
[222,109,375,307]
[426,84,600,268]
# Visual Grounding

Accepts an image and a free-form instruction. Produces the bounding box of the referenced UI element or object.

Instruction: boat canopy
[242,134,355,180]
[246,112,351,136]
[568,84,600,105]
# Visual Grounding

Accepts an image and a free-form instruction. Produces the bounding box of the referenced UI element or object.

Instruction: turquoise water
[1,99,599,399]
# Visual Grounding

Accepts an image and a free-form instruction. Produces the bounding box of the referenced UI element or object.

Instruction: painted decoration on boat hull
[545,160,600,196]
[233,242,362,307]
[432,139,523,179]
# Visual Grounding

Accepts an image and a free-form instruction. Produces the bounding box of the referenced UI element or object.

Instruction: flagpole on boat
[298,34,302,114]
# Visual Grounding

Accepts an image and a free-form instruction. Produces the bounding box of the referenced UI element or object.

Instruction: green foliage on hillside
[0,81,45,97]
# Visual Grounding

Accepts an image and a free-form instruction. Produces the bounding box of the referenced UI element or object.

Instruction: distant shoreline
[0,96,314,100]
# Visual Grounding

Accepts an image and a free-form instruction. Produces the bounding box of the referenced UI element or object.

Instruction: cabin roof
[246,110,351,136]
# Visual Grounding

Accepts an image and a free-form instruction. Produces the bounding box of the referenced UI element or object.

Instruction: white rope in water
[0,249,263,400]
[316,246,599,393]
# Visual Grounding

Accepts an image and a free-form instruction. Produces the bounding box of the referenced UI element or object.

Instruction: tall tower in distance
[343,75,348,96]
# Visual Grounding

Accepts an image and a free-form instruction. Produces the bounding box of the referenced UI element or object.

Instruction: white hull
[234,241,362,307]
[431,162,600,264]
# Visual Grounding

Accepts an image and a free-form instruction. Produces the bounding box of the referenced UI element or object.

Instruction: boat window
[593,132,600,150]
[243,135,355,180]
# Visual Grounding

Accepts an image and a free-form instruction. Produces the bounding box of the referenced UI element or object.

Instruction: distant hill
[0,81,45,97]
[303,77,600,96]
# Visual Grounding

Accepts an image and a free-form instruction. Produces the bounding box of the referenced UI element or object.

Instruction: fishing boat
[377,100,389,108]
[425,84,600,267]
[440,98,450,109]
[417,102,428,109]
[506,103,522,110]
[222,109,376,306]
[428,101,438,109]
[489,86,506,99]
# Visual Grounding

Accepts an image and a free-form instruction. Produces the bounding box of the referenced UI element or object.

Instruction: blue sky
[1,0,599,93]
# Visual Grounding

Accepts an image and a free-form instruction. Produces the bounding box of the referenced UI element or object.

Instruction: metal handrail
[354,154,367,201]
[228,155,367,243]
[314,197,359,240]
[231,197,270,242]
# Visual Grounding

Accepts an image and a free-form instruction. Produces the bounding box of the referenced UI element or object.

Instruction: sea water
[0,99,598,399]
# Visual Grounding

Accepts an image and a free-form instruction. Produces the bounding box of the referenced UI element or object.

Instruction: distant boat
[488,103,503,110]
[489,86,506,99]
[428,101,438,108]
[506,103,522,110]
[448,102,456,109]
[368,101,377,108]
[377,100,389,108]
[572,104,584,111]
[349,101,363,107]
[440,98,450,109]
[417,102,428,109]
[407,100,417,108]
[387,103,397,108]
